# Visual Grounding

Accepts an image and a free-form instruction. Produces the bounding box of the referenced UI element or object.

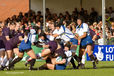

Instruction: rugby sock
[0,58,4,67]
[89,54,95,62]
[1,56,7,67]
[5,58,13,67]
[13,56,18,61]
[25,58,35,66]
[0,57,3,65]
[10,57,22,67]
[26,56,31,61]
[9,58,13,64]
[0,56,8,70]
[29,59,36,70]
[73,55,81,69]
[29,59,36,67]
[24,56,32,66]
[38,53,41,57]
[70,58,76,69]
[73,55,81,63]
[0,57,1,64]
[89,54,97,69]
[81,55,86,64]
[36,53,42,59]
[93,62,97,69]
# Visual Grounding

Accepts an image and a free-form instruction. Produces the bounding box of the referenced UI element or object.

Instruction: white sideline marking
[5,72,24,74]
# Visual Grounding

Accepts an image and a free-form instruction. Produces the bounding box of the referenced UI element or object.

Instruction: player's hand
[43,44,49,48]
[45,32,49,35]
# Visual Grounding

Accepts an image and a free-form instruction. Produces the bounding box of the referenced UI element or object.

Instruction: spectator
[107,31,114,45]
[90,8,98,23]
[98,32,103,45]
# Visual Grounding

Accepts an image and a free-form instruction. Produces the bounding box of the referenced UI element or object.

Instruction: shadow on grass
[10,67,28,71]
[98,66,114,69]
[5,65,114,71]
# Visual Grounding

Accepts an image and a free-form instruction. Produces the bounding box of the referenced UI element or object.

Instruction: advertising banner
[87,45,114,61]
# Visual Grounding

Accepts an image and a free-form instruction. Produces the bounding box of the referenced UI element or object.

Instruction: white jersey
[98,38,104,45]
[29,34,37,43]
[65,50,72,65]
[46,35,55,41]
[53,29,61,39]
[29,29,37,43]
[53,26,75,42]
[76,23,90,36]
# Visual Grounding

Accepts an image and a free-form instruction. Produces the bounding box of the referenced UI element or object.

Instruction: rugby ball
[56,56,62,62]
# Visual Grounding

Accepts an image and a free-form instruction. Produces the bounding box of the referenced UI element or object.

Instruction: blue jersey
[19,33,32,52]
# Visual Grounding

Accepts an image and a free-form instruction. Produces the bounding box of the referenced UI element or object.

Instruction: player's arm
[52,29,61,37]
[19,36,24,41]
[43,44,49,48]
[5,36,10,40]
[24,36,28,43]
[52,34,59,38]
[45,31,49,35]
[74,33,79,39]
[78,32,87,39]
[92,35,97,41]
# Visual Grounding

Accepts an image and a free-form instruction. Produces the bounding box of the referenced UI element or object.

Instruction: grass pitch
[0,61,114,76]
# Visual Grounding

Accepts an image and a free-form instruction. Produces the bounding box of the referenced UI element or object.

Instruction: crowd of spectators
[0,7,114,45]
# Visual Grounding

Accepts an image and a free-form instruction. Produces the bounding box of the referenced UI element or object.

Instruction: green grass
[1,61,114,76]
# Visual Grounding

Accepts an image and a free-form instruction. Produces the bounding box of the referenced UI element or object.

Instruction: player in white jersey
[53,24,78,45]
[75,18,98,69]
[29,29,37,44]
[52,24,81,68]
[64,42,77,69]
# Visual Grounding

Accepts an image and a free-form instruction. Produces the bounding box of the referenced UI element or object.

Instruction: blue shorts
[55,64,66,70]
[70,38,78,45]
[80,35,93,47]
[19,40,32,52]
